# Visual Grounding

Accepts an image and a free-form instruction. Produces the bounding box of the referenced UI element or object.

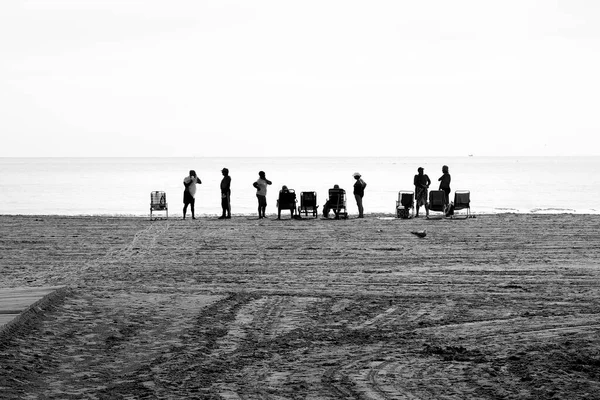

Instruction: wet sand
[1,213,600,399]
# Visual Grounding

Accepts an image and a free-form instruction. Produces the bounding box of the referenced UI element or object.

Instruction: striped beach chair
[150,191,168,220]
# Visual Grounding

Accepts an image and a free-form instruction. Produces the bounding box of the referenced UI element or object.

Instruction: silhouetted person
[183,170,202,219]
[253,171,272,219]
[438,165,451,204]
[353,172,367,218]
[323,184,341,219]
[277,185,297,219]
[219,168,231,219]
[414,167,431,218]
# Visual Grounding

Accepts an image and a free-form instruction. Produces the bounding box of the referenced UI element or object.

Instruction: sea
[1,157,599,217]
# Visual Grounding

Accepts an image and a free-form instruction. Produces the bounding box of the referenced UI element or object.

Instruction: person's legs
[442,188,450,214]
[183,190,193,219]
[257,195,266,218]
[414,190,420,217]
[443,189,450,204]
[415,189,429,218]
[226,194,231,217]
[355,194,364,218]
[220,194,228,219]
[190,198,196,219]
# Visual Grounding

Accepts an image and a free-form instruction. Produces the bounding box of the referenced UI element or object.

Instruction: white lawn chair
[150,191,168,220]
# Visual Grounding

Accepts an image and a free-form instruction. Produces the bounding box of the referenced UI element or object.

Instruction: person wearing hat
[183,169,202,219]
[414,167,431,217]
[219,168,231,219]
[352,172,367,218]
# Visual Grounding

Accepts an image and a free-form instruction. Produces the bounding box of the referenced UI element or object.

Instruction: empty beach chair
[450,190,471,218]
[298,191,319,218]
[277,188,297,219]
[427,190,448,219]
[324,188,348,219]
[150,191,168,220]
[396,190,414,219]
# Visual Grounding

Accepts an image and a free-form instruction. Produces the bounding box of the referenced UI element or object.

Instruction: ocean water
[1,157,599,217]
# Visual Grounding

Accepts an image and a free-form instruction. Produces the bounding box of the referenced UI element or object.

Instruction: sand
[1,213,600,399]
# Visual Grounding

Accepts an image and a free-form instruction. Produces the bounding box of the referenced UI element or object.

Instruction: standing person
[438,165,451,204]
[413,167,431,218]
[219,168,231,219]
[183,170,202,220]
[352,172,367,218]
[253,171,272,219]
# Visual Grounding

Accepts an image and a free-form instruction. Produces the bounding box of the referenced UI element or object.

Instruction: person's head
[259,171,266,178]
[417,167,424,175]
[442,165,449,174]
[189,170,196,177]
[282,185,288,192]
[333,184,340,189]
[353,172,361,180]
[222,168,229,176]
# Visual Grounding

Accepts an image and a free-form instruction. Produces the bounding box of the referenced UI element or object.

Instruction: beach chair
[150,191,168,220]
[325,188,348,219]
[427,190,447,219]
[450,190,471,219]
[396,190,414,219]
[298,191,319,218]
[277,188,297,219]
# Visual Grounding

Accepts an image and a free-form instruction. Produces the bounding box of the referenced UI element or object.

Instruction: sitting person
[277,185,297,219]
[323,184,345,219]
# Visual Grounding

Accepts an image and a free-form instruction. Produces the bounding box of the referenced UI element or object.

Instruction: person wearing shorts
[253,171,272,219]
[183,170,202,219]
[352,172,367,218]
[413,167,431,218]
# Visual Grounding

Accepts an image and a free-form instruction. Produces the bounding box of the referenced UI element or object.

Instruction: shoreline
[1,209,599,218]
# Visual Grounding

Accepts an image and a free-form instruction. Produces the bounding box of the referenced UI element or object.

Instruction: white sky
[1,0,599,157]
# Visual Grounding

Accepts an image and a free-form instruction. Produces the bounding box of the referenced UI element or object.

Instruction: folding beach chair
[396,190,414,219]
[427,190,448,219]
[325,188,348,219]
[277,188,297,219]
[150,191,168,220]
[450,190,471,219]
[298,191,319,218]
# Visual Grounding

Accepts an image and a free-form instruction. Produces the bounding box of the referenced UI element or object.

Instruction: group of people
[183,169,274,220]
[182,168,231,220]
[181,165,451,219]
[321,173,367,219]
[413,165,451,218]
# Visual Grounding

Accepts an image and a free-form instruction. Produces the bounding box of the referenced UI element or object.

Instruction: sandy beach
[1,213,600,399]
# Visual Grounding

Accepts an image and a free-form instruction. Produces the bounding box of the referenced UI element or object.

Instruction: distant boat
[468,154,473,157]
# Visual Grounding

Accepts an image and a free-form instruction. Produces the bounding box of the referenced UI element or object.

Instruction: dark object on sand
[411,230,427,238]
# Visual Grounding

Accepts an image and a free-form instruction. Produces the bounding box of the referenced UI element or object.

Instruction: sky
[1,0,599,157]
